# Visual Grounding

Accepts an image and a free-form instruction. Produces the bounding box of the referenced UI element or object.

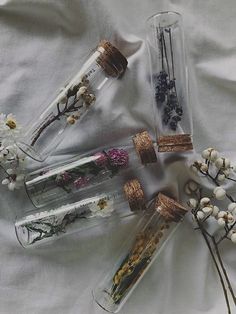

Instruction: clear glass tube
[16,41,128,162]
[93,193,188,313]
[15,179,146,248]
[25,131,158,209]
[146,12,193,145]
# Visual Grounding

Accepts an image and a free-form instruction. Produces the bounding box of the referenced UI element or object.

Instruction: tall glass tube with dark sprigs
[93,192,188,313]
[146,12,193,153]
[16,40,128,162]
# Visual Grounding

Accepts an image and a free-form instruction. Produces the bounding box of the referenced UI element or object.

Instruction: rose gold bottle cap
[133,131,157,164]
[155,193,188,222]
[157,134,193,152]
[97,40,128,78]
[123,179,146,212]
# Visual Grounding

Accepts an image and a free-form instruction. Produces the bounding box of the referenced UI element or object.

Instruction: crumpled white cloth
[0,0,236,313]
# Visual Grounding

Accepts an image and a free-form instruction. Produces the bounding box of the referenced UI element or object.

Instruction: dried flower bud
[67,116,76,125]
[200,164,208,172]
[77,86,87,97]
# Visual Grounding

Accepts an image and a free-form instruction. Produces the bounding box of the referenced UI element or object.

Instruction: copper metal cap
[97,40,128,78]
[133,131,157,164]
[123,179,146,212]
[157,134,193,152]
[155,193,188,222]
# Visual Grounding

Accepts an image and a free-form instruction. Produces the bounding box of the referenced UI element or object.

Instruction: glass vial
[15,179,146,248]
[93,192,188,313]
[146,11,193,152]
[25,131,157,208]
[16,40,128,162]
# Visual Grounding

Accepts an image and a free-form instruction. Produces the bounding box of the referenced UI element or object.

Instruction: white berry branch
[185,148,236,313]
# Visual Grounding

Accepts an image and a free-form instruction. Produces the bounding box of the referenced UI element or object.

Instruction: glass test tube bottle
[146,11,193,151]
[24,131,158,208]
[93,192,188,313]
[16,40,128,162]
[15,179,146,248]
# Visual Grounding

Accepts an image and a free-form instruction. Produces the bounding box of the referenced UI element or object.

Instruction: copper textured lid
[157,134,193,152]
[123,179,146,212]
[155,193,188,222]
[133,131,157,164]
[96,40,128,78]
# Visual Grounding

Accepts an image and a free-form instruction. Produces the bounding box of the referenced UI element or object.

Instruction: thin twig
[196,219,231,314]
[212,237,236,305]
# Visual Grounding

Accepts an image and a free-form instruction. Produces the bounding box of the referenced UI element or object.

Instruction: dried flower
[89,196,114,217]
[107,148,129,168]
[94,152,108,167]
[73,176,90,189]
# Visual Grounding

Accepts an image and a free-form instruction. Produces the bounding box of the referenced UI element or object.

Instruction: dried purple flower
[94,152,108,167]
[107,149,129,168]
[61,171,71,182]
[74,176,90,189]
[55,171,71,186]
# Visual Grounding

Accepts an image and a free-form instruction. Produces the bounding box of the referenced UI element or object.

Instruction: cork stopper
[133,131,157,164]
[96,40,128,78]
[157,134,193,152]
[123,179,146,212]
[155,193,188,222]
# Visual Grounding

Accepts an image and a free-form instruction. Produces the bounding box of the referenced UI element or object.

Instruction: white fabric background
[0,1,236,313]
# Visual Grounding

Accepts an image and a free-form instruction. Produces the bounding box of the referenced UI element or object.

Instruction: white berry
[228,203,236,212]
[202,206,213,214]
[218,211,226,219]
[213,187,226,200]
[212,206,219,217]
[217,174,226,182]
[231,233,236,243]
[218,218,226,227]
[200,197,210,207]
[197,211,205,220]
[188,198,197,209]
